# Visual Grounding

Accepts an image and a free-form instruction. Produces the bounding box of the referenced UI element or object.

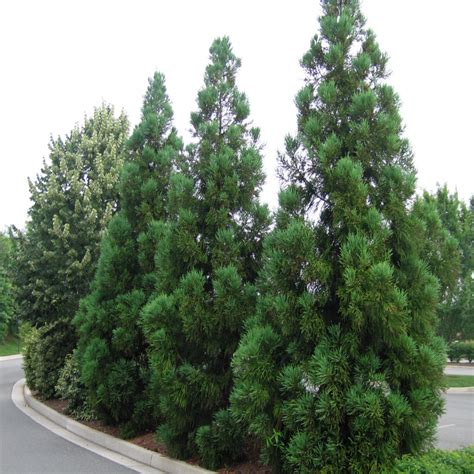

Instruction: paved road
[445,365,474,376]
[437,392,474,450]
[0,357,135,474]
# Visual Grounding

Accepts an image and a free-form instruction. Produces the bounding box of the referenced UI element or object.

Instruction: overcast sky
[1,0,472,231]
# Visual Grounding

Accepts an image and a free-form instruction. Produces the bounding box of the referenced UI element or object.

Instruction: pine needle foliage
[75,73,183,434]
[141,37,270,466]
[230,1,445,472]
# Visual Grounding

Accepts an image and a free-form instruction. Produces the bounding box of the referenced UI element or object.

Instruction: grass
[444,374,474,388]
[0,335,21,357]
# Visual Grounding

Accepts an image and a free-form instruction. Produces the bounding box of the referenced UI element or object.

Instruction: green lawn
[0,336,21,357]
[444,374,474,387]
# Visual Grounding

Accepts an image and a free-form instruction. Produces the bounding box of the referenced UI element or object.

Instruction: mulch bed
[39,395,270,473]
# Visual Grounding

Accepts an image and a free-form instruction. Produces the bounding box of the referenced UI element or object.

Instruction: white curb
[0,353,22,361]
[446,387,474,393]
[13,379,214,474]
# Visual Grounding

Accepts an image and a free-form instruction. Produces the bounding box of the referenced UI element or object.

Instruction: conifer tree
[75,73,182,433]
[141,37,270,466]
[231,1,445,472]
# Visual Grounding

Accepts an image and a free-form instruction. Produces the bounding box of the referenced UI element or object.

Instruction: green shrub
[56,352,96,421]
[448,343,463,363]
[448,341,474,363]
[19,321,34,347]
[460,341,474,363]
[392,446,474,473]
[22,319,77,399]
[22,324,41,391]
[195,410,245,470]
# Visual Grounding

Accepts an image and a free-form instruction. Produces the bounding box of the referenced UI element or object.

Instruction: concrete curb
[446,387,474,393]
[0,353,22,361]
[19,379,213,474]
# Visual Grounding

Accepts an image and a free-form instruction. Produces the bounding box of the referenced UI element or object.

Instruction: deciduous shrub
[22,320,76,399]
[448,341,474,363]
[56,351,96,420]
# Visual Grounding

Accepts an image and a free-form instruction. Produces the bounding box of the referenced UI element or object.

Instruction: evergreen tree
[11,104,129,327]
[75,73,183,434]
[141,37,270,466]
[231,1,445,472]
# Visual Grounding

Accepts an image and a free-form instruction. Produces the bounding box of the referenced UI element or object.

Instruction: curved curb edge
[13,379,213,474]
[0,354,22,362]
[446,387,474,393]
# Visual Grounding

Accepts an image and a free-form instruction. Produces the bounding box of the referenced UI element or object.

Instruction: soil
[39,395,271,473]
[218,463,272,473]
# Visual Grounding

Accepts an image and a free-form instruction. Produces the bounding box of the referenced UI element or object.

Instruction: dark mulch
[40,395,270,473]
[218,462,272,473]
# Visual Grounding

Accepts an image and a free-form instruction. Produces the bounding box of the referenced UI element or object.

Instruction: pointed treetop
[191,37,250,136]
[129,72,175,153]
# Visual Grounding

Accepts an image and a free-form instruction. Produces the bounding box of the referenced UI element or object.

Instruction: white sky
[1,0,472,231]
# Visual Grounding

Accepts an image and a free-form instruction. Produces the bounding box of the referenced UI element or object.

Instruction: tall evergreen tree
[11,104,129,327]
[75,73,182,434]
[231,1,445,472]
[141,37,270,465]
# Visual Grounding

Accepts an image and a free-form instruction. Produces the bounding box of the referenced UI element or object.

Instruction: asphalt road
[445,365,474,376]
[437,392,474,449]
[0,357,135,474]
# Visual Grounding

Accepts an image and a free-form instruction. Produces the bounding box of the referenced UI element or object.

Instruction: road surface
[0,357,136,474]
[445,364,474,376]
[437,392,474,449]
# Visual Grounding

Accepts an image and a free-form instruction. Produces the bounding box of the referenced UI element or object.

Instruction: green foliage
[141,37,270,465]
[11,104,127,417]
[10,104,129,327]
[448,341,474,363]
[421,186,474,342]
[23,320,76,399]
[0,232,16,341]
[231,1,445,472]
[391,446,474,473]
[19,321,34,345]
[56,352,96,420]
[75,73,183,435]
[22,324,41,391]
[195,409,245,470]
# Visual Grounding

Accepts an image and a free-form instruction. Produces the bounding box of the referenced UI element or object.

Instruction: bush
[55,352,96,421]
[195,410,245,470]
[19,321,34,345]
[392,446,474,473]
[461,341,474,363]
[22,324,41,391]
[22,319,77,399]
[448,343,463,363]
[448,341,474,363]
